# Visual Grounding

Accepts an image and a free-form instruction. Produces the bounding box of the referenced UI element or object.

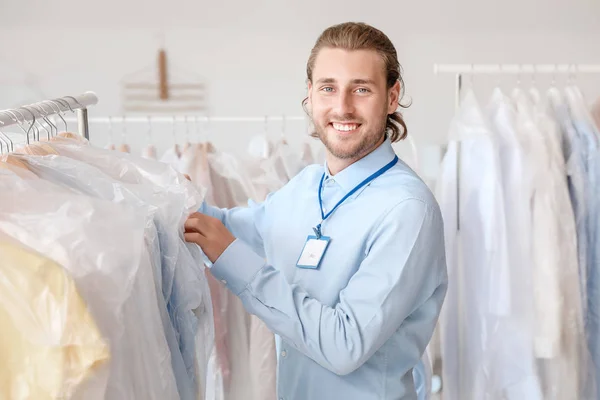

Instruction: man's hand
[184,212,236,263]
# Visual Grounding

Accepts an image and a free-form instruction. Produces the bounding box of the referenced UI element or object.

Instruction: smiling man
[184,22,448,400]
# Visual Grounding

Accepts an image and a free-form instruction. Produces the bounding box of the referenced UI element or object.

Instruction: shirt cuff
[210,238,266,295]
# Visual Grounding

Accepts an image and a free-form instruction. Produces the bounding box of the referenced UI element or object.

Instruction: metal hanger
[63,95,84,110]
[26,105,52,140]
[52,98,76,132]
[19,108,41,142]
[0,120,9,153]
[0,118,14,153]
[8,109,36,144]
[43,100,69,133]
[36,103,58,137]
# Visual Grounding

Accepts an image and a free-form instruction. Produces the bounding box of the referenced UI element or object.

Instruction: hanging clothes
[176,142,278,400]
[486,88,543,399]
[438,83,598,400]
[438,89,511,400]
[0,136,214,400]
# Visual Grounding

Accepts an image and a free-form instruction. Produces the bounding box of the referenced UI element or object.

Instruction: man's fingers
[184,231,207,246]
[185,215,210,234]
[188,211,204,219]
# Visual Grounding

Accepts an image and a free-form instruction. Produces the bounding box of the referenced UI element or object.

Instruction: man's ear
[303,80,313,114]
[388,80,400,114]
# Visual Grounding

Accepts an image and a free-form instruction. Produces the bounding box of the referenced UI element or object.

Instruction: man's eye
[356,88,370,93]
[321,87,334,92]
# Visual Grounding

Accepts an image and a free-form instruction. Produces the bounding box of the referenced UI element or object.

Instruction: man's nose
[334,91,356,116]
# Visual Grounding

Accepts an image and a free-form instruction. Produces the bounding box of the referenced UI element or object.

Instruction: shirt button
[281,350,287,358]
[221,279,227,285]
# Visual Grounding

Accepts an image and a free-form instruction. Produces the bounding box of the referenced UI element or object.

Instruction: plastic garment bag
[12,153,185,399]
[0,169,148,399]
[39,139,214,400]
[0,234,109,400]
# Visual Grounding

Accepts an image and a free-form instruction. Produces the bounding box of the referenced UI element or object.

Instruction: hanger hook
[0,120,12,153]
[25,105,51,141]
[41,101,60,135]
[54,98,74,113]
[63,95,84,110]
[19,107,40,143]
[31,104,55,139]
[37,102,58,136]
[44,100,68,133]
[10,108,35,144]
[16,107,38,142]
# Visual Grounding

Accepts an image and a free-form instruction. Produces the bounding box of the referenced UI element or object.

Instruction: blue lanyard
[313,155,399,238]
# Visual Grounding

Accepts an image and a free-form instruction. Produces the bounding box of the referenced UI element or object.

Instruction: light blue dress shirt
[200,139,448,400]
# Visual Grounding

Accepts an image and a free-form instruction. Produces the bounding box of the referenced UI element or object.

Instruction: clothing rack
[0,92,98,140]
[433,63,600,230]
[65,115,307,123]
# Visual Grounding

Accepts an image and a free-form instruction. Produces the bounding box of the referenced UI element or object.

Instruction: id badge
[296,235,330,269]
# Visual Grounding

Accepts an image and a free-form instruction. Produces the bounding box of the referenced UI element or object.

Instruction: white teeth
[332,123,358,132]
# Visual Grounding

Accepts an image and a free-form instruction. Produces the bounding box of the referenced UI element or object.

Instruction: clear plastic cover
[0,234,110,400]
[0,169,148,399]
[3,139,214,400]
[49,139,213,399]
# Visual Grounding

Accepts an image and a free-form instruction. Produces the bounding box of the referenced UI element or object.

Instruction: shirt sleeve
[209,198,448,376]
[199,195,271,259]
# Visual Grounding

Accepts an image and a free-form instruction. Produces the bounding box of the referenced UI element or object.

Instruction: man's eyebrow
[351,78,376,85]
[316,78,336,84]
[315,78,376,85]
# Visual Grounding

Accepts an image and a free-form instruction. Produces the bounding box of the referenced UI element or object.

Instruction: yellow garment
[0,241,110,399]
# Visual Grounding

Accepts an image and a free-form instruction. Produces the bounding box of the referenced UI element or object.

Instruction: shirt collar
[323,138,397,193]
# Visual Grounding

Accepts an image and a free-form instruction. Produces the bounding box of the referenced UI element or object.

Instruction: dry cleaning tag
[296,235,330,269]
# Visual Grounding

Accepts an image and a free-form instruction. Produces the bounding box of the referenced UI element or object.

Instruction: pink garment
[178,143,277,400]
[142,145,158,160]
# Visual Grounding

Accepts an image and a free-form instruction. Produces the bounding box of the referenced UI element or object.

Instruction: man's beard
[315,116,387,160]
